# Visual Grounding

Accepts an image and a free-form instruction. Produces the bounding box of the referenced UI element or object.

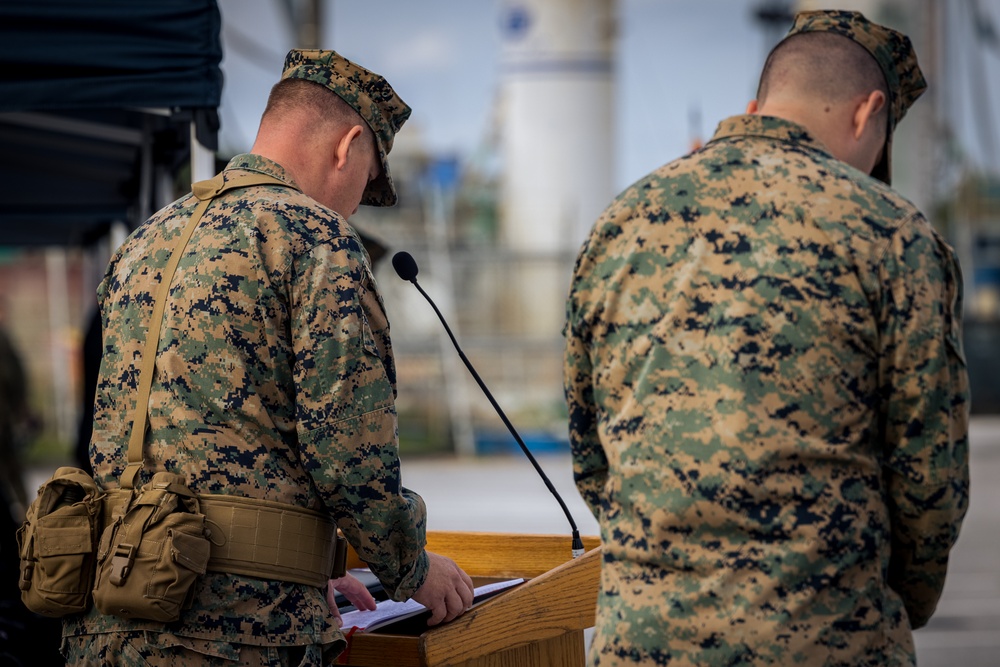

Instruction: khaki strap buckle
[109,543,137,585]
[18,561,33,591]
[332,535,348,580]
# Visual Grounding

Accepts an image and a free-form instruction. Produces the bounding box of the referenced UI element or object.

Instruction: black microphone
[392,250,586,559]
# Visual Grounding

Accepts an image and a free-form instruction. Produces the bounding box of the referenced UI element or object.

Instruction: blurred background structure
[217,0,1000,456]
[1,0,997,461]
[0,0,998,664]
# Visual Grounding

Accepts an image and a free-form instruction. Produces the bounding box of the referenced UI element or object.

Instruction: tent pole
[190,120,216,182]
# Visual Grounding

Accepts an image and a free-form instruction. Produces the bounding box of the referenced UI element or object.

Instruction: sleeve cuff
[387,549,430,602]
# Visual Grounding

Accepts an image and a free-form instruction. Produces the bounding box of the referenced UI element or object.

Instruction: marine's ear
[333,124,366,172]
[852,90,887,141]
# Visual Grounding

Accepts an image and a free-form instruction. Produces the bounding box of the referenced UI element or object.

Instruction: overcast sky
[217,0,1000,198]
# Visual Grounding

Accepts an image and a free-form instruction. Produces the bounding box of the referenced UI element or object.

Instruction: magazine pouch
[16,466,102,617]
[92,472,210,622]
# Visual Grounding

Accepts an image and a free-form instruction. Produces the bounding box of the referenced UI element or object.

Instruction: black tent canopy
[0,0,224,247]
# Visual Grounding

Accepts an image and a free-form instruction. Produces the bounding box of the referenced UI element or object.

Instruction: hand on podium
[411,552,475,626]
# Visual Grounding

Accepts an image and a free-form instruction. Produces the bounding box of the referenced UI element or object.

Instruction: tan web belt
[101,489,348,588]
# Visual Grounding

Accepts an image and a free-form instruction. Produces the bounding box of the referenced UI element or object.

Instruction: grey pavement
[400,450,601,538]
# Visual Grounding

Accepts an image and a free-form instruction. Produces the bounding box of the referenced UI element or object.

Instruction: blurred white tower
[498,0,616,336]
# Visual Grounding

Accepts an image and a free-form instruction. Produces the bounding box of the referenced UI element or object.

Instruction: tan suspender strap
[122,194,212,490]
[122,171,295,489]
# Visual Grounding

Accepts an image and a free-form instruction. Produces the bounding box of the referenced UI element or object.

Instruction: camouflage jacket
[65,154,429,649]
[564,115,970,666]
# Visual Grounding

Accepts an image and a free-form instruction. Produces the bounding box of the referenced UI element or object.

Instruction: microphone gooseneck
[392,251,585,558]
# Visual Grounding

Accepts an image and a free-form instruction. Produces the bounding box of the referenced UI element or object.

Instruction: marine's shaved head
[262,79,368,137]
[258,78,377,170]
[757,32,889,129]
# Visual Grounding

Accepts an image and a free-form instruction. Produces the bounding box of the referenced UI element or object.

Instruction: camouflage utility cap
[282,49,412,207]
[783,9,926,185]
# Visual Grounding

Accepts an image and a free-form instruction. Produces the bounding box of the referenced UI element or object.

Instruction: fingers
[412,552,477,626]
[425,599,447,626]
[326,580,337,610]
[326,573,378,628]
[331,574,378,612]
[326,581,345,627]
[425,588,467,626]
[441,554,475,606]
[459,570,474,606]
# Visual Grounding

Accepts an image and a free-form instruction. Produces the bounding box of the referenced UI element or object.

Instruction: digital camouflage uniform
[64,51,426,665]
[564,12,970,667]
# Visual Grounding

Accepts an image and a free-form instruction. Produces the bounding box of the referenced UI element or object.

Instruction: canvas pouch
[17,466,102,617]
[92,471,211,622]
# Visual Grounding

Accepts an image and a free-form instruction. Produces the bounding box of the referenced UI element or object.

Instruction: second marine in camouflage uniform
[564,11,969,666]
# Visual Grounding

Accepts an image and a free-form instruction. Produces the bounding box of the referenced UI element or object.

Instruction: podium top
[340,531,602,667]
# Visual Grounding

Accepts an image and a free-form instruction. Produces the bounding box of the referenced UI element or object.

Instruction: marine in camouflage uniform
[63,51,461,665]
[564,11,969,666]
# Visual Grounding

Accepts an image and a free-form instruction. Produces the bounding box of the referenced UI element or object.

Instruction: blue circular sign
[503,5,532,40]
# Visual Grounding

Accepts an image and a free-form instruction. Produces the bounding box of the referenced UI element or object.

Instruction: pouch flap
[169,530,210,574]
[37,526,93,557]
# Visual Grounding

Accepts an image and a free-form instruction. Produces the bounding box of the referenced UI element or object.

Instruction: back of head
[260,78,372,164]
[760,10,926,185]
[276,49,411,207]
[262,78,361,130]
[757,31,889,125]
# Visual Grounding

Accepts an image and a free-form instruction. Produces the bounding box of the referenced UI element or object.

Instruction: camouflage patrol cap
[783,10,926,185]
[281,49,411,206]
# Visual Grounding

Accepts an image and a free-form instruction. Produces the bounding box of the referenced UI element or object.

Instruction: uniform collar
[708,114,834,159]
[224,153,301,190]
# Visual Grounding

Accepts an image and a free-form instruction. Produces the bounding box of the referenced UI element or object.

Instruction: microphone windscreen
[392,251,420,282]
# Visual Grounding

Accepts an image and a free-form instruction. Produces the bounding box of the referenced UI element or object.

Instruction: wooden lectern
[339,531,602,667]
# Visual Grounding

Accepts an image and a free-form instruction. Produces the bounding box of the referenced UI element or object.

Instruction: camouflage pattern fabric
[564,115,970,666]
[62,631,327,666]
[63,153,429,656]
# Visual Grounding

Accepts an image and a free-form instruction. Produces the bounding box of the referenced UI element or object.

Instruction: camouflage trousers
[62,632,342,666]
